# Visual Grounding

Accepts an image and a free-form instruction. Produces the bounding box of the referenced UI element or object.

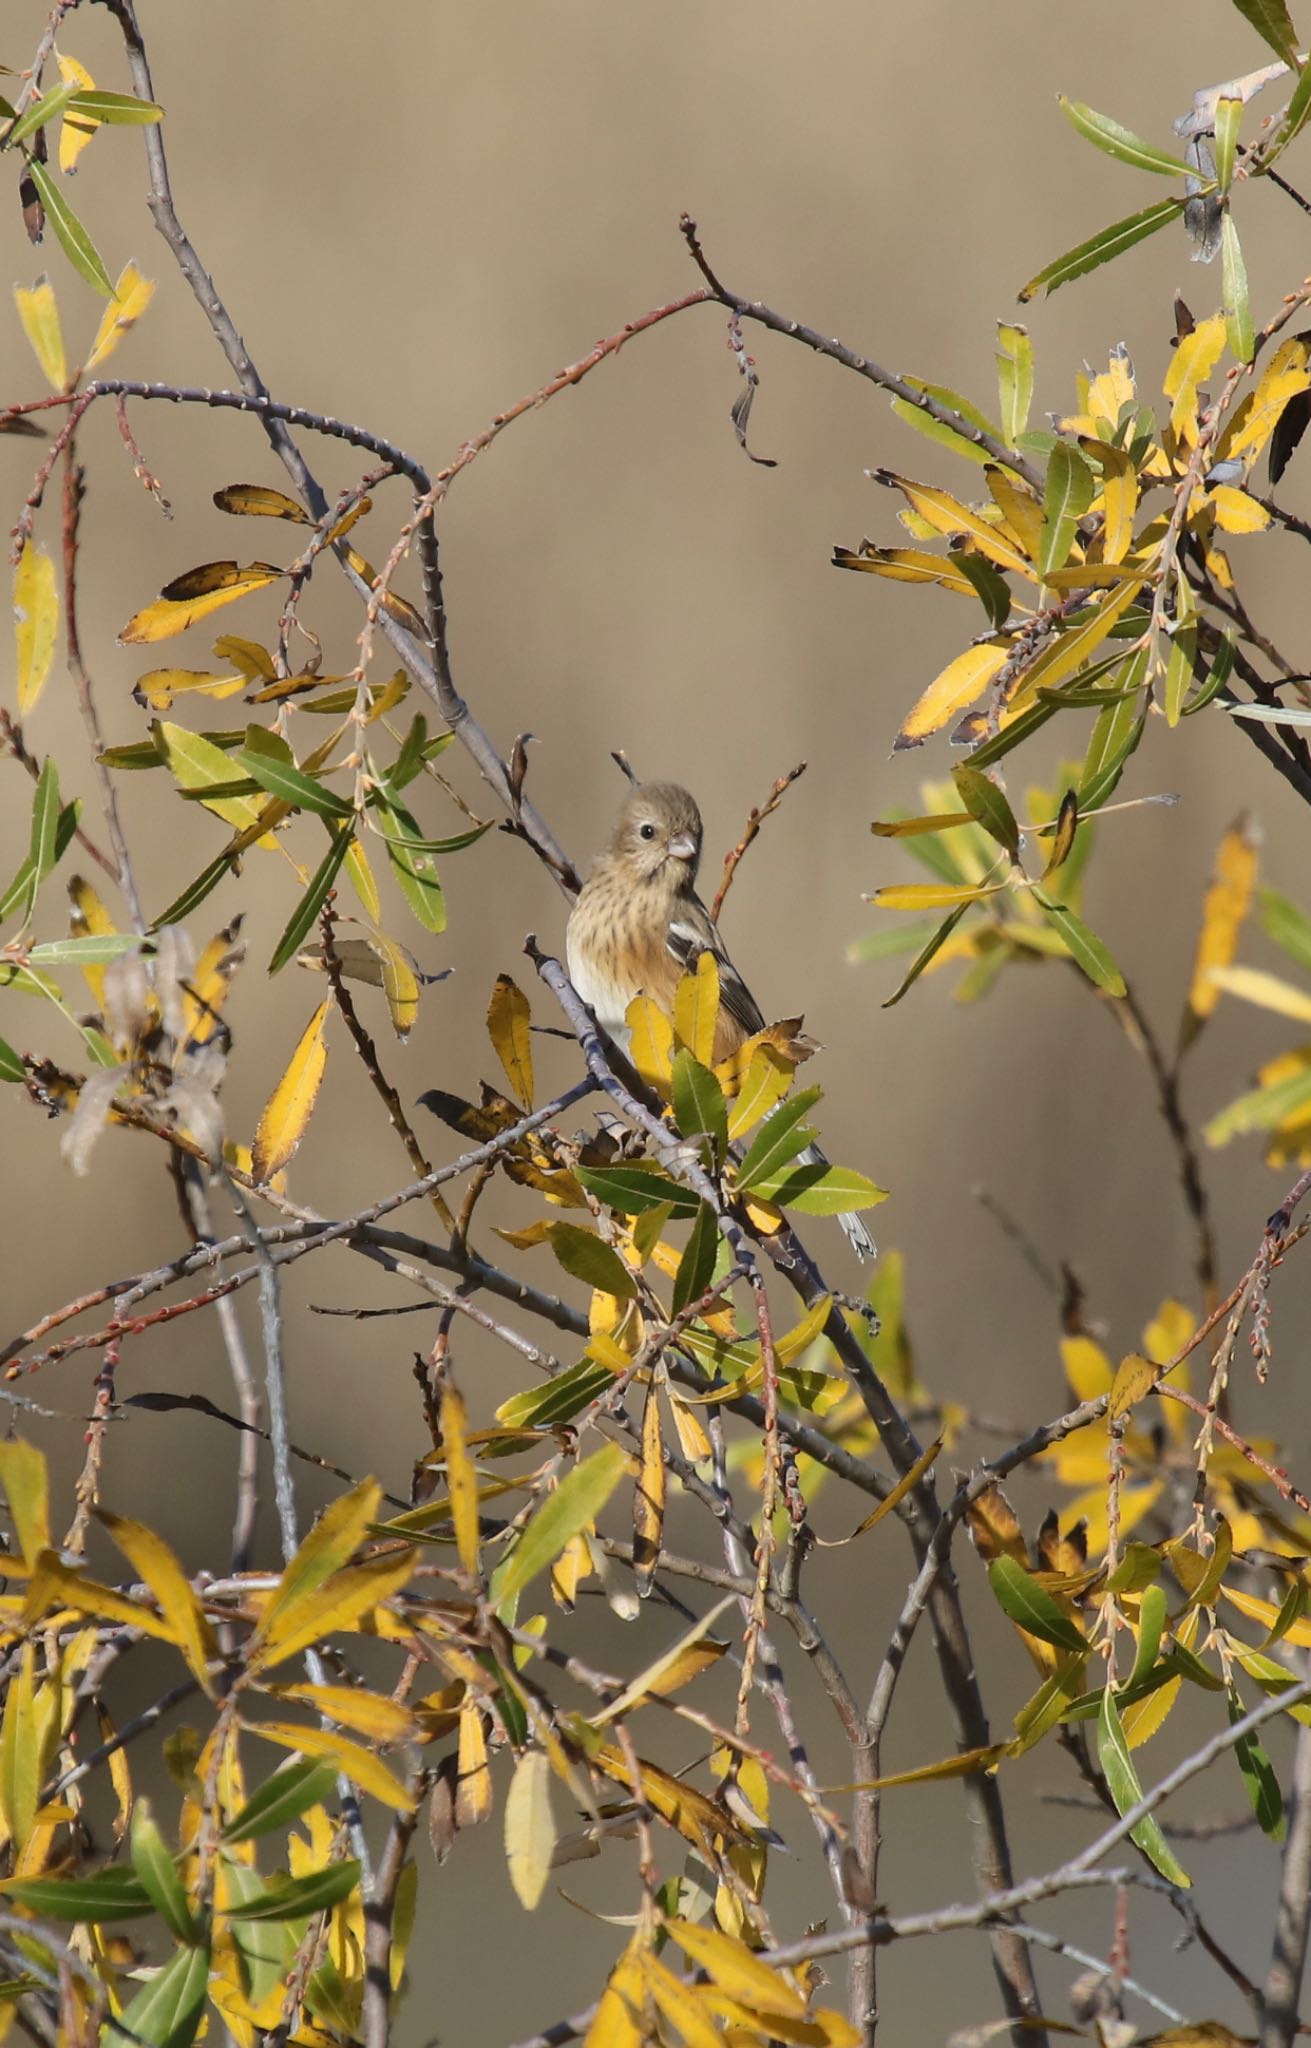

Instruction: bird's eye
[639,822,657,841]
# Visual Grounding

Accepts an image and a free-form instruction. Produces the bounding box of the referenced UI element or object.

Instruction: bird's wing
[666,896,767,1041]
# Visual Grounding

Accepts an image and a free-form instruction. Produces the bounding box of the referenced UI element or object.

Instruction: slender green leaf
[222,1759,340,1844]
[1059,97,1195,177]
[1222,213,1255,364]
[671,1049,728,1165]
[577,1165,700,1217]
[1204,1062,1311,1145]
[496,1358,614,1431]
[1128,1585,1168,1692]
[1259,885,1311,974]
[952,766,1020,857]
[967,696,1060,767]
[236,728,354,818]
[548,1223,637,1301]
[268,824,353,974]
[5,82,80,146]
[1018,199,1185,303]
[1038,441,1094,577]
[673,1203,720,1315]
[1214,96,1242,192]
[1032,890,1126,995]
[996,322,1033,444]
[131,1800,198,1944]
[494,1442,629,1606]
[105,1939,209,2048]
[1271,53,1311,158]
[226,1860,361,1922]
[1182,631,1236,715]
[736,1087,823,1192]
[0,1037,24,1084]
[1229,0,1300,66]
[987,1556,1087,1652]
[152,849,238,929]
[27,935,151,966]
[67,89,164,124]
[0,1869,153,1920]
[25,160,114,296]
[1228,1685,1285,1838]
[373,793,445,933]
[1096,1684,1191,1885]
[747,1161,888,1214]
[881,902,969,1008]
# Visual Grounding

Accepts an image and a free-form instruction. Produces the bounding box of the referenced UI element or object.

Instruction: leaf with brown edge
[213,484,309,523]
[487,973,533,1108]
[832,544,978,593]
[119,562,283,643]
[963,1480,1028,1565]
[633,1377,666,1599]
[251,998,330,1182]
[1042,790,1079,878]
[590,1747,752,1857]
[1108,1351,1158,1422]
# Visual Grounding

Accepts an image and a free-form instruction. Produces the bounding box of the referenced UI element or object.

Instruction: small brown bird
[566,780,876,1260]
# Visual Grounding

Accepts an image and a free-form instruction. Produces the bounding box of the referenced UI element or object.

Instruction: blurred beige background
[4,2,1311,2041]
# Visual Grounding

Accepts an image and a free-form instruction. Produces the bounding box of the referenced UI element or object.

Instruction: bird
[566,780,876,1260]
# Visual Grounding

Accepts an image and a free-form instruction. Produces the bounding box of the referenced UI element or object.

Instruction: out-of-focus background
[4,3,1311,2039]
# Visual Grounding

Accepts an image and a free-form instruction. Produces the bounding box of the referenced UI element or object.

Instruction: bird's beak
[668,832,698,861]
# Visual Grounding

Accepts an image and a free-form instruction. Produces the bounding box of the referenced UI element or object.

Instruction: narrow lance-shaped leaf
[225,1860,361,1922]
[440,1381,481,1577]
[1222,212,1255,364]
[1096,1683,1191,1885]
[881,902,969,1009]
[1033,889,1127,996]
[953,765,1020,858]
[996,322,1033,444]
[1214,96,1242,192]
[494,1442,629,1607]
[103,1941,209,2048]
[1227,1685,1285,1838]
[1058,97,1196,176]
[504,1749,556,1911]
[987,1555,1088,1651]
[633,1376,666,1599]
[13,546,58,717]
[235,728,354,818]
[487,974,533,1107]
[1038,441,1094,577]
[251,997,331,1180]
[1018,198,1185,303]
[25,160,115,295]
[13,277,65,391]
[268,825,354,974]
[1229,0,1301,66]
[736,1086,823,1190]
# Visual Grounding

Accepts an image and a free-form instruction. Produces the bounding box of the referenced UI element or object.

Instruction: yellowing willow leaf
[85,261,156,373]
[873,470,1031,576]
[13,546,59,715]
[1085,442,1138,565]
[832,545,977,592]
[664,1920,808,2021]
[250,1552,415,1671]
[55,54,98,174]
[1210,485,1270,534]
[268,1683,416,1744]
[119,562,282,643]
[245,1721,413,1811]
[213,484,309,522]
[504,1749,555,1910]
[996,322,1033,444]
[896,644,1009,749]
[487,973,533,1108]
[1208,965,1311,1022]
[456,1705,492,1826]
[1184,817,1257,1031]
[251,998,330,1182]
[1226,336,1311,460]
[625,992,674,1089]
[1165,312,1228,439]
[14,278,66,390]
[673,950,719,1066]
[633,1378,665,1599]
[441,1382,481,1576]
[252,1477,381,1654]
[0,1442,49,1568]
[96,1510,214,1691]
[871,881,1007,910]
[496,1443,630,1607]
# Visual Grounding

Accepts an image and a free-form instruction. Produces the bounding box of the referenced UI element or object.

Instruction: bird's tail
[796,1142,877,1262]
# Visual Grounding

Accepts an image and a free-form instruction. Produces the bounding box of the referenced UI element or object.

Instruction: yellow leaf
[245,1720,414,1810]
[13,278,66,391]
[723,1042,793,1139]
[1108,1352,1157,1422]
[119,562,282,643]
[1061,1333,1114,1401]
[643,1954,723,2048]
[1085,346,1137,427]
[583,1944,644,2048]
[342,839,383,928]
[487,973,533,1108]
[1208,485,1271,534]
[897,643,1009,748]
[441,1382,481,1577]
[985,466,1045,560]
[251,998,331,1182]
[66,874,118,1011]
[132,668,248,711]
[633,1377,665,1600]
[877,472,1032,576]
[625,992,674,1091]
[833,545,978,592]
[183,922,244,1049]
[264,1683,417,1744]
[871,881,1007,910]
[22,1551,175,1644]
[1164,312,1228,440]
[674,951,720,1066]
[591,1598,734,1726]
[251,1551,414,1672]
[456,1704,492,1826]
[13,545,58,716]
[1208,965,1311,1023]
[664,1919,809,2021]
[592,1746,751,1857]
[251,1477,381,1650]
[1088,442,1138,565]
[818,1431,945,1546]
[1186,817,1257,1025]
[1004,574,1146,715]
[1221,1586,1311,1650]
[504,1748,555,1910]
[96,1510,215,1692]
[85,260,155,373]
[0,1442,49,1569]
[1122,1671,1181,1750]
[212,484,310,523]
[839,1741,1012,1790]
[1225,335,1311,460]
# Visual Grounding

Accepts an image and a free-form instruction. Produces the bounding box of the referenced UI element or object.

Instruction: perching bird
[566,780,876,1260]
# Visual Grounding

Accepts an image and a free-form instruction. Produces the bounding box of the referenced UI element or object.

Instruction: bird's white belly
[565,932,633,1053]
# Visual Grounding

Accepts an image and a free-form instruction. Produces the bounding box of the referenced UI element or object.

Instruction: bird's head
[609,782,704,886]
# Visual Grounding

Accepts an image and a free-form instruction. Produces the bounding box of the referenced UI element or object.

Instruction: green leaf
[1230,0,1301,66]
[66,89,164,124]
[986,1556,1088,1652]
[373,793,445,933]
[1214,96,1242,193]
[1259,885,1311,974]
[6,82,81,145]
[0,1037,24,1083]
[951,551,1012,629]
[1204,1062,1311,1145]
[996,322,1033,444]
[577,1165,700,1217]
[736,1087,823,1192]
[889,395,992,467]
[29,758,61,888]
[1038,442,1094,577]
[25,160,115,296]
[1079,654,1149,811]
[225,1860,361,1922]
[672,1203,720,1316]
[1222,212,1255,364]
[1032,890,1126,995]
[1272,53,1311,158]
[1097,1684,1191,1885]
[747,1161,888,1214]
[547,1223,637,1301]
[1128,1585,1168,1692]
[952,766,1020,858]
[1058,97,1195,177]
[104,1939,209,2048]
[1228,1686,1285,1838]
[236,728,354,818]
[268,824,354,974]
[880,903,969,1008]
[496,1358,614,1431]
[0,1869,153,1920]
[1018,198,1184,303]
[1182,631,1236,716]
[131,1800,198,1944]
[222,1758,340,1844]
[670,1049,728,1166]
[152,849,238,929]
[26,935,151,967]
[494,1442,629,1607]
